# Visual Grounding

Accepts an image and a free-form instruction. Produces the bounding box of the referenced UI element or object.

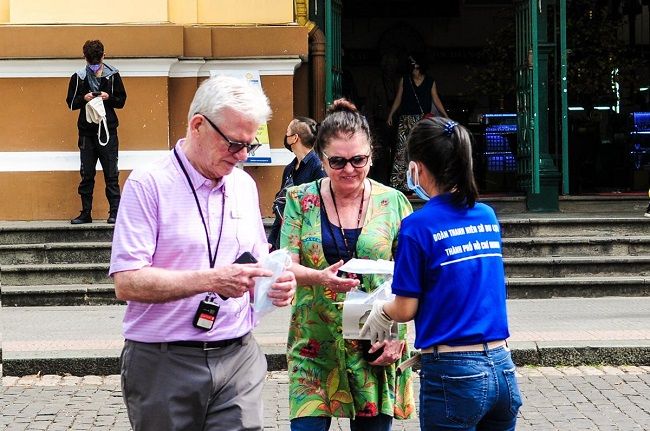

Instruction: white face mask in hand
[252,249,292,319]
[359,300,394,344]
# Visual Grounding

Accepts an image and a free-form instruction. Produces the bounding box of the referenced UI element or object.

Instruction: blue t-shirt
[392,193,510,349]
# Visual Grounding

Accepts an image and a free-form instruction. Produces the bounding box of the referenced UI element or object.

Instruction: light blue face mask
[406,161,430,201]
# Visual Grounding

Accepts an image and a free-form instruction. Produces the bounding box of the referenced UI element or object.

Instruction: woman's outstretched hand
[319,260,360,293]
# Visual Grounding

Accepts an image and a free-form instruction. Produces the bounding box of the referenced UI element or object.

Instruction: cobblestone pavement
[1,366,649,430]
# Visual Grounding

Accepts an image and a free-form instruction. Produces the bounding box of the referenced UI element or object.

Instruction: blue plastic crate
[485,133,510,152]
[486,153,516,172]
[632,112,650,133]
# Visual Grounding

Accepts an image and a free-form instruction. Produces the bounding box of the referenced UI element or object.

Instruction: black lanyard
[318,179,365,260]
[173,148,225,269]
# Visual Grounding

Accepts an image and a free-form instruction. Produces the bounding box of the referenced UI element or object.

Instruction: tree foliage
[566,0,643,107]
[468,1,648,109]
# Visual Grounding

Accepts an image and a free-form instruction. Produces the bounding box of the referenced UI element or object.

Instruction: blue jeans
[419,345,522,430]
[290,414,392,431]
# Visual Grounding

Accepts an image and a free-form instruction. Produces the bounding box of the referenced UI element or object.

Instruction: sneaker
[71,211,92,224]
[644,212,650,218]
[107,209,118,224]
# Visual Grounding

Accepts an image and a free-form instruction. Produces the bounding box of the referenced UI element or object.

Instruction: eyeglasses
[199,114,261,156]
[323,152,371,170]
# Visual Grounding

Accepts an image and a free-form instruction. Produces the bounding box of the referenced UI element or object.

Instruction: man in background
[66,39,126,224]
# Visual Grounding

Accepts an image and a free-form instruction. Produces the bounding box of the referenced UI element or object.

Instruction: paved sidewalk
[2,297,650,372]
[2,367,650,430]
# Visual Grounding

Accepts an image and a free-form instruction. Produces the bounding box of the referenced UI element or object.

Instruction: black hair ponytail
[407,117,478,208]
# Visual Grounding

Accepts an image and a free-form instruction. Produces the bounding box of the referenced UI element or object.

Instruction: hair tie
[443,120,458,136]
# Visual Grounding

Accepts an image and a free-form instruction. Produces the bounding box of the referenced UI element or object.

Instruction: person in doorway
[386,53,447,193]
[109,75,296,431]
[364,52,400,186]
[66,39,127,224]
[281,99,415,431]
[268,116,325,250]
[361,117,522,430]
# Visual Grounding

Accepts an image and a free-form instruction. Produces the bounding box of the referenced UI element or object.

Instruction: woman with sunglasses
[361,118,522,430]
[280,99,415,431]
[268,117,325,251]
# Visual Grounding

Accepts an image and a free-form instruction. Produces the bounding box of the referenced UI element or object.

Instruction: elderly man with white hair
[109,75,296,431]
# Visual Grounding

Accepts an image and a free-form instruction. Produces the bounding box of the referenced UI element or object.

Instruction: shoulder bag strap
[408,77,424,115]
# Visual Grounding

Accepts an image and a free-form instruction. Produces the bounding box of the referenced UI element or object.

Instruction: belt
[167,335,245,351]
[421,340,507,354]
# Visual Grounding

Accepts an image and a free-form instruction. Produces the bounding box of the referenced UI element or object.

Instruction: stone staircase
[0,223,114,306]
[1,196,649,306]
[500,216,650,298]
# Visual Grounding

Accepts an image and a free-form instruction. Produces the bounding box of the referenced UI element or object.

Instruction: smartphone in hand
[234,252,257,264]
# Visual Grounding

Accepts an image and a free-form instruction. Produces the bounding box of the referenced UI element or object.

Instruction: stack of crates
[630,112,650,189]
[630,112,650,170]
[481,114,517,192]
[483,115,517,173]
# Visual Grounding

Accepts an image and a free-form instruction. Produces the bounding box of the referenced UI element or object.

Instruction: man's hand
[360,301,394,343]
[209,264,272,299]
[267,270,296,307]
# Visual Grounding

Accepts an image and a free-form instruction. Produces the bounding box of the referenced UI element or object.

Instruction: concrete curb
[3,346,649,377]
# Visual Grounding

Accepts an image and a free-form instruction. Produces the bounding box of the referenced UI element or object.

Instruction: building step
[1,284,120,307]
[499,216,650,237]
[0,222,113,245]
[558,195,649,213]
[410,195,649,215]
[503,255,650,278]
[0,242,111,265]
[502,236,650,257]
[506,276,650,298]
[0,263,111,286]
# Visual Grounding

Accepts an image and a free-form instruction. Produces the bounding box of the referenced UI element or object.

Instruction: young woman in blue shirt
[361,117,522,430]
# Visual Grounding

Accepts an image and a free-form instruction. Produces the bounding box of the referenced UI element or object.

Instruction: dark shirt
[401,74,434,116]
[268,151,325,249]
[320,204,362,265]
[282,151,325,191]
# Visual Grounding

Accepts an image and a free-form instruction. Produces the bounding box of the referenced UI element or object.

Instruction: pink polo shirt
[109,139,268,342]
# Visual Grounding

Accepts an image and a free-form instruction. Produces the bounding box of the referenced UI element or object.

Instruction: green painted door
[325,0,342,104]
[515,0,540,194]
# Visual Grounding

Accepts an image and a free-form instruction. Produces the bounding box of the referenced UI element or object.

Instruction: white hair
[188,75,272,125]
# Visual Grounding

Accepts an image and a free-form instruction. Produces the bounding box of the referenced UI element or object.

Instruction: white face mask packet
[252,248,292,320]
[342,277,396,339]
[338,258,394,275]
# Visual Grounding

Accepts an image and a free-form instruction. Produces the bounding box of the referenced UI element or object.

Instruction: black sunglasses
[323,152,370,170]
[199,114,261,156]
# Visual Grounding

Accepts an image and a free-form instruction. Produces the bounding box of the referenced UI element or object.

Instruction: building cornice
[0,57,302,78]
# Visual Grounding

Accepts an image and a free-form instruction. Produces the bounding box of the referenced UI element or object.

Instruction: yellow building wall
[0,0,8,24]
[168,0,197,25]
[197,0,293,24]
[0,24,308,220]
[8,0,294,25]
[9,0,168,24]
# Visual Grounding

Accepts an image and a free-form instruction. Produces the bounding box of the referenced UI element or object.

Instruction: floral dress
[280,179,416,420]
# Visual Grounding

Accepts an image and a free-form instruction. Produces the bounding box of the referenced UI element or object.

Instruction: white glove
[360,301,394,343]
